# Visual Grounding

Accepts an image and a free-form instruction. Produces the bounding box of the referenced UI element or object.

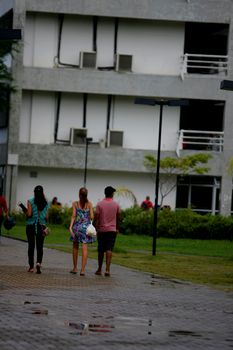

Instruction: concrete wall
[24,0,232,23]
[23,13,58,68]
[21,67,227,100]
[118,19,184,75]
[17,166,176,209]
[19,91,180,150]
[19,91,56,144]
[23,13,184,76]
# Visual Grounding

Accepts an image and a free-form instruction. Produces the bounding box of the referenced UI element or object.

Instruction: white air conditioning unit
[115,54,133,72]
[107,130,124,147]
[79,51,97,69]
[70,128,87,145]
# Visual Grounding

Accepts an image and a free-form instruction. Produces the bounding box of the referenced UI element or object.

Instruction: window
[0,91,9,128]
[176,176,220,215]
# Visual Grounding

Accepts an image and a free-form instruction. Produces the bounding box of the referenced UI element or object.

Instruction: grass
[3,224,233,292]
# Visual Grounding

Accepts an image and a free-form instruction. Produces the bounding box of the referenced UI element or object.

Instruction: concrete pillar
[220,98,233,216]
[220,97,233,215]
[5,163,18,212]
[220,171,232,216]
[6,0,26,210]
[219,12,233,216]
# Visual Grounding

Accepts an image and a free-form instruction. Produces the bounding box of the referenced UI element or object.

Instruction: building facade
[0,0,233,213]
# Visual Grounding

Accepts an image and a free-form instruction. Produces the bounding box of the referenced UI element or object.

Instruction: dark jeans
[26,224,45,269]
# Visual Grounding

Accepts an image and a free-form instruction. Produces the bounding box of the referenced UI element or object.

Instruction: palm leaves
[114,187,138,206]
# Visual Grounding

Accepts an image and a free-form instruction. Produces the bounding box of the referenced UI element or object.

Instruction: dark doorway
[176,176,221,215]
[184,23,229,55]
[180,100,224,132]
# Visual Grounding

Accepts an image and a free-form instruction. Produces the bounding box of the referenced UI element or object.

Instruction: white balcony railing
[176,129,224,156]
[181,53,228,79]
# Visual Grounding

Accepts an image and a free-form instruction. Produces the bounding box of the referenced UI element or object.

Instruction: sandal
[27,268,34,273]
[80,272,85,276]
[95,270,102,276]
[70,270,77,274]
[104,272,110,277]
[36,263,41,274]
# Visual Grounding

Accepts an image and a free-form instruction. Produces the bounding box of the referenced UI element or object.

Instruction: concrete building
[0,0,233,214]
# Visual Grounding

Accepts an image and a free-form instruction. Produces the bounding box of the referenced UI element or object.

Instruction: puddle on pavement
[148,319,152,335]
[65,317,153,336]
[150,274,188,286]
[65,321,114,335]
[151,274,156,285]
[92,315,114,320]
[24,301,40,304]
[32,309,48,315]
[23,300,48,314]
[169,330,202,337]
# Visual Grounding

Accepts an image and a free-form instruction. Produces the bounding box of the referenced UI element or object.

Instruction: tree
[144,153,212,206]
[114,187,138,207]
[0,39,18,112]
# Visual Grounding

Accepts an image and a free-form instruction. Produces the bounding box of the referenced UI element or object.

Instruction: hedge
[11,206,233,240]
[120,207,233,240]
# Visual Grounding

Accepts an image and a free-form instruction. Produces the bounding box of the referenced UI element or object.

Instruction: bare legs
[96,250,112,276]
[105,250,112,275]
[72,243,112,276]
[80,243,87,275]
[71,242,79,273]
[96,252,104,274]
[71,242,88,275]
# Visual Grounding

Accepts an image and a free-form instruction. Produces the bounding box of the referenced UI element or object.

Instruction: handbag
[37,207,50,237]
[39,224,50,237]
[3,217,16,230]
[86,221,97,237]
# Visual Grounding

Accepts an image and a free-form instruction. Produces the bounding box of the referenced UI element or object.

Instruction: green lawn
[3,224,233,291]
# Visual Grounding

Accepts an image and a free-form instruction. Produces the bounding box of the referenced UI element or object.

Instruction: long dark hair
[79,187,88,207]
[34,185,47,211]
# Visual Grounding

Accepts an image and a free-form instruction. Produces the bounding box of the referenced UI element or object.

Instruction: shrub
[10,210,26,224]
[11,204,233,240]
[120,207,233,240]
[62,206,73,228]
[11,205,73,227]
[120,206,153,235]
[48,207,63,224]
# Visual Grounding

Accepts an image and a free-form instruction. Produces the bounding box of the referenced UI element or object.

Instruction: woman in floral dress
[69,187,95,276]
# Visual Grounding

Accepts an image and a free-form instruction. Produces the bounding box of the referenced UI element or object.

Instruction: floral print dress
[72,207,95,244]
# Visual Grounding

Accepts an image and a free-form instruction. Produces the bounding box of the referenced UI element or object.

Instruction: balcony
[176,129,224,155]
[181,53,228,79]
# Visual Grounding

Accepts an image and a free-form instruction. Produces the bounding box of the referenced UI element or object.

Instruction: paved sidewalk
[0,236,233,350]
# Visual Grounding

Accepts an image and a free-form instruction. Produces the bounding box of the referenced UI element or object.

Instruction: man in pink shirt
[94,186,120,277]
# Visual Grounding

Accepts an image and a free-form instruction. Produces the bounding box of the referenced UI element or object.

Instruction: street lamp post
[135,97,188,256]
[84,137,93,188]
[153,101,163,256]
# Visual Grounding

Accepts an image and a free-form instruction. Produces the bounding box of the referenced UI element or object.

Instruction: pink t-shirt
[96,198,120,232]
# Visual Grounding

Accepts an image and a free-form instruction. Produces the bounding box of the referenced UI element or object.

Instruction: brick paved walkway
[0,237,233,350]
